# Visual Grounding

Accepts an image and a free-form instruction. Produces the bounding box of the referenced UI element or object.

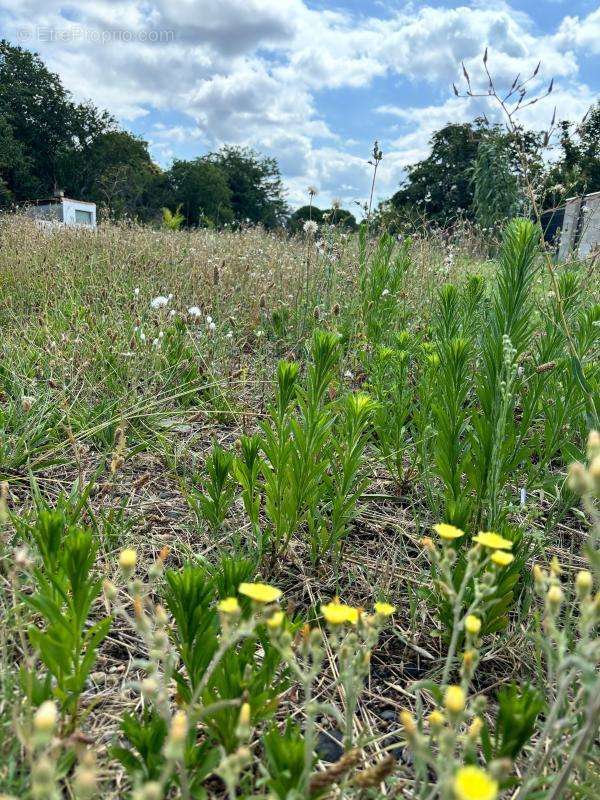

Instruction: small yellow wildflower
[491,550,514,567]
[428,710,445,729]
[218,597,241,614]
[453,765,498,800]
[321,601,359,625]
[400,710,417,736]
[472,532,513,550]
[468,716,484,740]
[374,601,396,616]
[444,685,466,715]
[267,610,285,628]
[433,523,465,541]
[238,582,282,603]
[119,548,137,571]
[464,615,481,635]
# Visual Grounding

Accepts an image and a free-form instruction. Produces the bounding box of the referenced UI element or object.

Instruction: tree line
[381,105,600,230]
[2,39,598,232]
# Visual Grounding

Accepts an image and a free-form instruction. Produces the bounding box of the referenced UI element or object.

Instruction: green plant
[162,205,185,231]
[186,444,235,536]
[21,511,111,726]
[309,392,376,565]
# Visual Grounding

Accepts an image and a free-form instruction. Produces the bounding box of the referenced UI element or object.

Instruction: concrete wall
[25,198,97,228]
[61,198,97,227]
[558,191,600,260]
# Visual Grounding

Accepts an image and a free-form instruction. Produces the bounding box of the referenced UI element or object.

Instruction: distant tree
[208,146,288,228]
[0,40,111,200]
[324,207,357,230]
[289,205,325,233]
[390,121,487,226]
[0,115,32,207]
[288,204,356,234]
[544,102,600,205]
[166,159,233,227]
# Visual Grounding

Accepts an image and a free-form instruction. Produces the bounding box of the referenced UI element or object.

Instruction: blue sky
[1,0,598,208]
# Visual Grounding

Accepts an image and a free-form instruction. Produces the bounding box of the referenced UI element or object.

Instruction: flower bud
[119,548,137,574]
[464,615,481,635]
[546,584,563,613]
[34,700,58,739]
[575,570,593,598]
[567,462,590,495]
[468,716,483,740]
[165,711,187,760]
[444,685,466,716]
[400,710,417,739]
[587,430,600,460]
[427,710,445,731]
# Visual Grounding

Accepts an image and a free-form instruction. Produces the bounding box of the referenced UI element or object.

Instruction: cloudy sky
[1,0,599,210]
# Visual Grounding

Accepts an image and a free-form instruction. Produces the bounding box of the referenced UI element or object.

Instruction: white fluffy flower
[226,330,233,339]
[134,287,140,297]
[187,306,202,318]
[150,296,169,309]
[381,288,390,297]
[205,315,213,325]
[208,321,216,333]
[303,220,318,235]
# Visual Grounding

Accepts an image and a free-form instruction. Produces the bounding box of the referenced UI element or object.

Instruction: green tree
[0,40,111,200]
[166,158,233,226]
[288,205,325,234]
[544,102,600,205]
[390,121,488,226]
[0,116,32,207]
[208,146,288,228]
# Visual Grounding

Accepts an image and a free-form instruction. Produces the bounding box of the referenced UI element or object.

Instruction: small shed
[25,192,97,228]
[555,190,600,260]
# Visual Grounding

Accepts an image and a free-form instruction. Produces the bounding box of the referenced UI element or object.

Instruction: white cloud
[0,0,597,209]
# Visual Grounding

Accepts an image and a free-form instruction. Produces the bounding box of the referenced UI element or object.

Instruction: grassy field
[0,214,598,800]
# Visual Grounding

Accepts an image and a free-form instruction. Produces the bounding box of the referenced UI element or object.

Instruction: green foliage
[186,444,235,535]
[482,683,544,761]
[161,204,185,231]
[21,510,111,723]
[163,560,285,752]
[262,720,313,799]
[472,137,520,229]
[112,708,219,798]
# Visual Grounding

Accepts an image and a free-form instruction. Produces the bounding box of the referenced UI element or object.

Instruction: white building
[557,190,600,260]
[25,192,97,228]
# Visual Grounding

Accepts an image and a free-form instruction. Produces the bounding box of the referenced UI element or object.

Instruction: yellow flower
[218,597,241,614]
[453,765,498,800]
[433,523,465,541]
[473,532,513,550]
[119,548,137,571]
[491,550,514,567]
[464,615,481,635]
[400,710,417,736]
[321,601,359,625]
[267,610,285,628]
[468,716,484,740]
[374,601,396,616]
[428,710,445,729]
[238,582,282,603]
[444,685,466,715]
